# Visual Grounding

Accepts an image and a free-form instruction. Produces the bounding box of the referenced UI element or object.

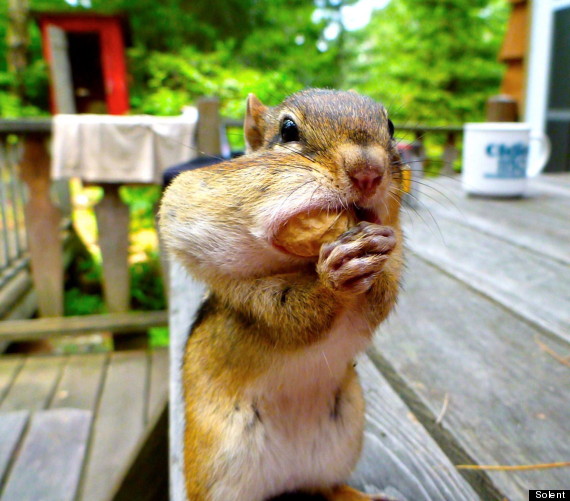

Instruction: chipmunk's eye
[281,118,300,143]
[387,119,395,139]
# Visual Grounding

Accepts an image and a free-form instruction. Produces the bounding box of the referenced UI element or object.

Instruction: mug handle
[528,132,551,177]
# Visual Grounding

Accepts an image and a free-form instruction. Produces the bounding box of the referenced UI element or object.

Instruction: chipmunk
[159,89,404,501]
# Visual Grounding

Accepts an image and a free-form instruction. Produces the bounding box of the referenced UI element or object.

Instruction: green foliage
[0,60,49,117]
[128,44,304,118]
[64,248,106,316]
[149,326,169,348]
[345,0,509,126]
[65,287,106,316]
[130,252,166,311]
[237,1,341,88]
[65,250,166,315]
[1,0,510,124]
[0,8,49,117]
[120,185,161,231]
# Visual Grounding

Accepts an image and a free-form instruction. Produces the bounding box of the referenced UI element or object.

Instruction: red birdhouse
[37,13,130,115]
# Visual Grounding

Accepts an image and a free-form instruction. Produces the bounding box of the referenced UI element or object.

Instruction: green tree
[345,0,509,125]
[0,0,353,115]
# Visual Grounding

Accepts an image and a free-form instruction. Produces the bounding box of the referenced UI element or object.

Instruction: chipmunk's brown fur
[160,89,404,501]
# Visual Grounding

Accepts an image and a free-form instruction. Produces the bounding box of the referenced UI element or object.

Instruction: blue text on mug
[484,142,528,179]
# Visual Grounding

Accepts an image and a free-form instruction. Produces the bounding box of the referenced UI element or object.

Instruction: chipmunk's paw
[317,222,396,295]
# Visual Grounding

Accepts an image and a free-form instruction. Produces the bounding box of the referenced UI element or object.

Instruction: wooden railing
[223,118,464,175]
[0,132,29,289]
[0,102,464,327]
[0,119,66,322]
[394,124,463,176]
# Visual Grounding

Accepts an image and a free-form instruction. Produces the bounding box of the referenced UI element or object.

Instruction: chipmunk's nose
[350,168,383,197]
[340,144,388,198]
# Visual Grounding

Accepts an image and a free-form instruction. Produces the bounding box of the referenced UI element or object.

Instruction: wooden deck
[356,173,570,500]
[0,348,168,501]
[168,173,569,501]
[1,174,567,501]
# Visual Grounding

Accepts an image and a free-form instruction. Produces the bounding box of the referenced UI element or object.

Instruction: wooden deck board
[0,356,66,412]
[403,211,570,343]
[0,311,167,343]
[169,263,206,501]
[0,345,169,501]
[416,176,570,266]
[1,409,91,501]
[533,173,570,192]
[350,355,479,501]
[147,349,168,424]
[111,404,169,501]
[50,353,107,411]
[0,411,29,489]
[0,357,23,405]
[78,351,148,501]
[374,255,570,500]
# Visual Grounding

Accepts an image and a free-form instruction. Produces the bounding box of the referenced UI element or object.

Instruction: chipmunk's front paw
[317,222,396,295]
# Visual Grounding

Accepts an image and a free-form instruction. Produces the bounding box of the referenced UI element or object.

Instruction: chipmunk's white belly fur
[208,312,370,501]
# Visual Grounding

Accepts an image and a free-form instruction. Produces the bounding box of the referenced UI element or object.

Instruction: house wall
[545,5,570,171]
[525,0,570,172]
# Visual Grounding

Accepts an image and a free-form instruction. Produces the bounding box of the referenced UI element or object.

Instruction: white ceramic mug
[461,123,551,197]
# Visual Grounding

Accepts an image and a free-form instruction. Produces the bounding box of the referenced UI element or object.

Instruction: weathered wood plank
[169,261,207,501]
[1,408,91,501]
[0,410,29,486]
[78,351,148,501]
[19,135,64,318]
[0,118,51,134]
[0,356,66,412]
[197,97,222,156]
[374,255,570,500]
[0,311,167,342]
[0,269,33,319]
[416,176,570,265]
[350,355,479,501]
[95,184,131,315]
[111,404,168,501]
[533,173,570,192]
[0,357,23,405]
[147,348,168,424]
[403,211,570,344]
[49,353,107,411]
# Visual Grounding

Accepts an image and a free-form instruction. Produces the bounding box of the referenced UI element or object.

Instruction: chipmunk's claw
[318,222,396,295]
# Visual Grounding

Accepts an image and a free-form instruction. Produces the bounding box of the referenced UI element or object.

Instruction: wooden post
[19,135,63,319]
[486,95,519,122]
[414,129,428,174]
[441,132,458,176]
[159,97,221,300]
[94,184,130,315]
[94,184,150,350]
[197,98,222,157]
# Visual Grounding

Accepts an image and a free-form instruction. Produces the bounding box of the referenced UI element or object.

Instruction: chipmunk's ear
[244,94,268,153]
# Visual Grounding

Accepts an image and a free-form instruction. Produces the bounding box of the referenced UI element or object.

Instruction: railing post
[414,129,428,174]
[20,134,64,318]
[94,183,130,314]
[197,98,222,157]
[486,95,519,122]
[442,131,458,176]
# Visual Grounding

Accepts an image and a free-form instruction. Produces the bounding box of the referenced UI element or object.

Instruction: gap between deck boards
[366,346,503,501]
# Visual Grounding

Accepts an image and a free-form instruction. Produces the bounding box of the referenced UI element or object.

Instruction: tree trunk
[7,0,30,99]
